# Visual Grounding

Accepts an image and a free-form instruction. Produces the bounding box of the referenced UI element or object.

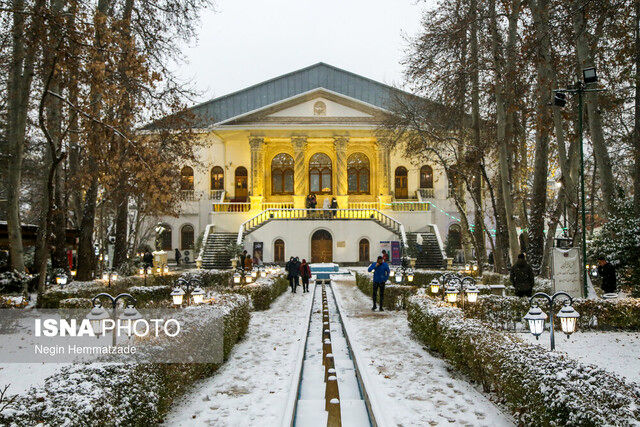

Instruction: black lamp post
[524,292,580,350]
[553,67,605,298]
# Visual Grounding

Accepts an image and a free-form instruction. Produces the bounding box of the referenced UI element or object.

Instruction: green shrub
[463,294,640,331]
[2,295,251,426]
[233,275,288,310]
[408,295,640,426]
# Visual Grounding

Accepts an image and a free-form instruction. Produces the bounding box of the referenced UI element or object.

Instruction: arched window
[359,238,370,263]
[271,153,294,195]
[210,166,224,190]
[158,225,172,251]
[420,165,434,188]
[395,166,408,199]
[309,153,332,194]
[180,224,194,250]
[274,239,285,262]
[347,153,370,194]
[180,166,194,191]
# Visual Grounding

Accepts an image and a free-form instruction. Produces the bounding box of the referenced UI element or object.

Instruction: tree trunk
[76,179,98,280]
[113,195,129,268]
[571,0,617,214]
[5,0,47,273]
[528,0,554,274]
[634,0,640,215]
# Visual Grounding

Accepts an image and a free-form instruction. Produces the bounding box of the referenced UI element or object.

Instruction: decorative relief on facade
[333,136,349,196]
[377,139,391,194]
[313,101,326,116]
[249,136,265,196]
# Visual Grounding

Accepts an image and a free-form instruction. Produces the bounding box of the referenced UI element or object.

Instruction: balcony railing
[212,202,251,213]
[348,201,381,210]
[388,201,430,211]
[417,188,435,199]
[236,208,407,248]
[262,202,294,210]
[209,189,225,202]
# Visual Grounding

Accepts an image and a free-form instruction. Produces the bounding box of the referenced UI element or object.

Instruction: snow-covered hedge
[233,275,288,310]
[407,295,640,425]
[0,270,31,294]
[464,294,640,331]
[355,273,417,310]
[1,294,251,426]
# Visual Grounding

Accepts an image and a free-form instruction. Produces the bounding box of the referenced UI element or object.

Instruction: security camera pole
[553,67,605,298]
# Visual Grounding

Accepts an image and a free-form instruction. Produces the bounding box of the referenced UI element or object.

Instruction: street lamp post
[524,291,580,350]
[553,67,604,298]
[87,293,138,346]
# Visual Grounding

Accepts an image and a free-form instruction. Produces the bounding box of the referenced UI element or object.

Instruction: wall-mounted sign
[336,241,346,248]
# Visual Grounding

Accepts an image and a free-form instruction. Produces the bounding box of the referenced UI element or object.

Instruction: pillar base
[335,195,349,210]
[250,196,264,211]
[378,195,392,209]
[293,195,306,209]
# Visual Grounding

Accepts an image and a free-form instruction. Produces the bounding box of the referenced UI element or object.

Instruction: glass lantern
[245,274,253,284]
[251,269,258,278]
[524,305,548,339]
[430,279,440,294]
[121,305,143,336]
[139,267,145,276]
[146,267,152,275]
[465,285,480,303]
[70,270,77,277]
[445,287,459,303]
[191,287,205,304]
[389,269,395,278]
[557,302,580,337]
[171,287,185,305]
[163,265,169,274]
[394,270,402,283]
[101,272,109,281]
[55,275,68,287]
[233,272,241,284]
[86,304,109,335]
[406,269,414,282]
[110,272,118,282]
[260,268,267,278]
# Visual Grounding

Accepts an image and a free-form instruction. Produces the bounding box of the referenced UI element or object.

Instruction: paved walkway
[332,278,513,427]
[164,289,313,426]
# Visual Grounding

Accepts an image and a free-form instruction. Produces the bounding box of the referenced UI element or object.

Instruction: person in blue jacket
[368,256,390,311]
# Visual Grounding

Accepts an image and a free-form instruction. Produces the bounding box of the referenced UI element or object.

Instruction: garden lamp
[233,272,241,284]
[430,279,440,294]
[86,304,109,336]
[465,284,480,303]
[445,286,459,303]
[406,269,414,282]
[171,287,185,305]
[557,302,580,337]
[56,275,68,288]
[524,304,547,339]
[191,287,205,304]
[101,271,109,282]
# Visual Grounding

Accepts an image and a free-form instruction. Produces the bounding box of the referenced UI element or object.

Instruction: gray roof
[149,63,409,129]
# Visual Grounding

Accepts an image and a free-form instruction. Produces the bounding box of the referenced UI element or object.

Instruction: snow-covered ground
[332,277,513,427]
[520,331,640,384]
[164,288,314,426]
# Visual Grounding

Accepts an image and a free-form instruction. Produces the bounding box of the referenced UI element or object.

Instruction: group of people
[285,257,311,293]
[305,194,338,217]
[238,250,264,271]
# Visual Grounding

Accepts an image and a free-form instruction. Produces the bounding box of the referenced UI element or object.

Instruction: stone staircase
[202,232,237,269]
[406,232,444,269]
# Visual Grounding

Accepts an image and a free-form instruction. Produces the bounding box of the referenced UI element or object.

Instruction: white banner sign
[552,247,582,298]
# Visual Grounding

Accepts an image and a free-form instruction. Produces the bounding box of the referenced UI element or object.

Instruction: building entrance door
[395,166,408,199]
[311,229,332,263]
[235,167,248,201]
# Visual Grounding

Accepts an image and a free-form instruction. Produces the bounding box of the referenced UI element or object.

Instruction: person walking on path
[368,256,390,311]
[286,257,300,293]
[597,255,617,294]
[300,259,311,293]
[174,248,182,266]
[510,253,534,297]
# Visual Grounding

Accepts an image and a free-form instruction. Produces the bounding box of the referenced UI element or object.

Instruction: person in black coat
[597,256,617,294]
[286,257,300,293]
[143,250,153,268]
[510,253,534,297]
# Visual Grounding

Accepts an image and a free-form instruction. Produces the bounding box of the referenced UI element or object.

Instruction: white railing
[198,223,214,261]
[416,188,435,200]
[181,190,201,201]
[212,202,251,213]
[236,208,408,248]
[388,201,430,211]
[348,201,381,210]
[210,189,225,202]
[262,202,294,210]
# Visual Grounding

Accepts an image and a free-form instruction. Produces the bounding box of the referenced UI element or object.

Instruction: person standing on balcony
[330,197,338,218]
[368,256,390,311]
[322,197,331,219]
[300,259,311,293]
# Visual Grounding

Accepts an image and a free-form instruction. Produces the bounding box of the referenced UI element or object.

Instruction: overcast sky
[176,0,432,105]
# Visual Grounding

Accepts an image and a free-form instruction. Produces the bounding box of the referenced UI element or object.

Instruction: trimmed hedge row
[407,295,640,426]
[232,275,288,310]
[464,294,640,331]
[2,293,251,426]
[355,273,417,310]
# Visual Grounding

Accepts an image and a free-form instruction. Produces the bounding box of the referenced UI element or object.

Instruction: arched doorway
[234,166,248,201]
[395,166,408,199]
[180,224,194,250]
[311,229,332,263]
[359,238,370,263]
[274,239,285,262]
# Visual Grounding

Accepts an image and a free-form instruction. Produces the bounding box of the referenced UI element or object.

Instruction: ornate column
[377,138,392,209]
[333,136,349,209]
[249,136,265,211]
[291,136,307,209]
